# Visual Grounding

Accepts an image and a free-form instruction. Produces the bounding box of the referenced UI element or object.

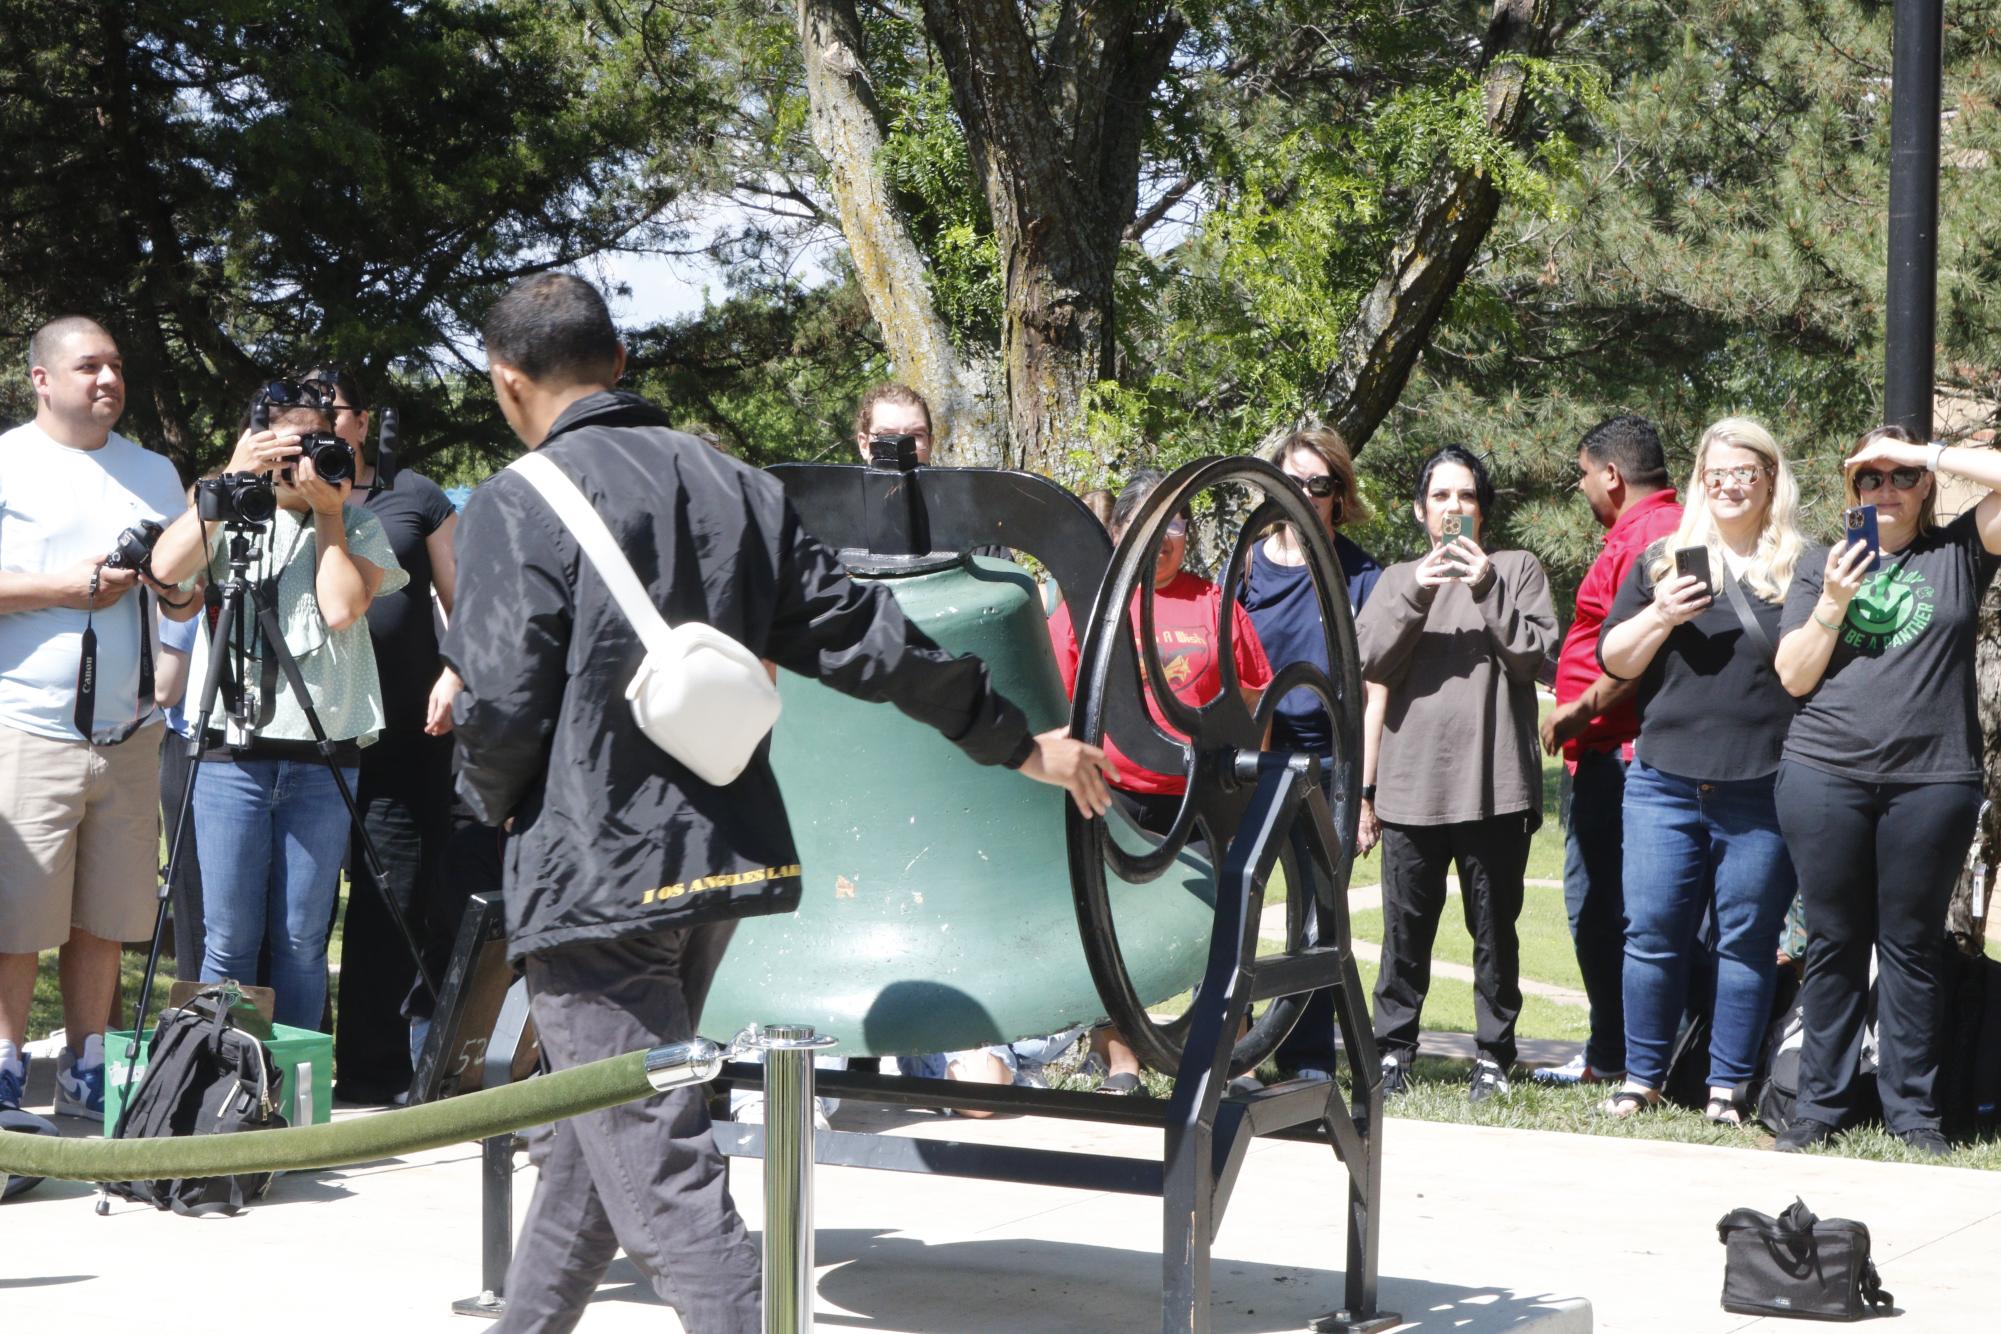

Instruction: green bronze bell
[702,555,1215,1056]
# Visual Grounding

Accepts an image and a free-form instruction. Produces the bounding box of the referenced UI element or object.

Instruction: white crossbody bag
[508,452,781,787]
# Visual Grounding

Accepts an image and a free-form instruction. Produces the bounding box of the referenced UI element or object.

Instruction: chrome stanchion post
[754,1024,838,1334]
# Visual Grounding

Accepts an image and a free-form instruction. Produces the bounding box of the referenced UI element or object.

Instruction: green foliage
[1382,1,2001,599]
[0,0,709,476]
[877,68,1002,340]
[624,275,888,466]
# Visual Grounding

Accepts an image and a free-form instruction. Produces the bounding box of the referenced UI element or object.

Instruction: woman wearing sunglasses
[1769,424,2001,1155]
[1593,418,1804,1125]
[1356,445,1557,1102]
[1048,469,1274,1092]
[149,383,407,1031]
[1240,427,1382,1081]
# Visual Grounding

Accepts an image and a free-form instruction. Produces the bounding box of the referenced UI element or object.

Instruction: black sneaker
[1774,1119,1837,1153]
[1378,1052,1408,1098]
[1468,1058,1510,1104]
[1898,1126,1950,1158]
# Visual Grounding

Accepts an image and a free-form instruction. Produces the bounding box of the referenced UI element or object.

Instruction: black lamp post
[1885,0,1945,438]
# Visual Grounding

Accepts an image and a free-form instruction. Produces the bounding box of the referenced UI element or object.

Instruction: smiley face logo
[1846,576,1917,638]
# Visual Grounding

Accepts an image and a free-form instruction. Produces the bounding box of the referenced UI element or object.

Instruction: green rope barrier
[0,1049,651,1183]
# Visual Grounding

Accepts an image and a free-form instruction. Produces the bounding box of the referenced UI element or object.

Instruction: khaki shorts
[0,721,164,953]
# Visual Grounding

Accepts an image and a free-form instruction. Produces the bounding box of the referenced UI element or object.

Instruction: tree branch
[1294,0,1564,455]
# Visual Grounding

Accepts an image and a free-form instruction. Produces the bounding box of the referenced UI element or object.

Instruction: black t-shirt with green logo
[1780,510,2000,782]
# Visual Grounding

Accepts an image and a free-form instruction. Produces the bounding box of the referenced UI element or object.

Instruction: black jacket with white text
[443,391,1032,961]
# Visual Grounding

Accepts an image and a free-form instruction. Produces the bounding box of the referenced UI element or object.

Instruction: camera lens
[236,479,278,524]
[304,434,355,486]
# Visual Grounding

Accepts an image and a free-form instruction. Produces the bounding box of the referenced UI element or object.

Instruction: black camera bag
[103,988,289,1216]
[1717,1198,1892,1320]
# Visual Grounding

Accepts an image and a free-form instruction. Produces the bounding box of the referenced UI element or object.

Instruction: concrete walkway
[4,1080,1993,1332]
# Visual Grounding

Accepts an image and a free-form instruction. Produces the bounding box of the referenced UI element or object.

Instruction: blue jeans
[1563,748,1629,1072]
[194,757,359,1030]
[1621,762,1795,1089]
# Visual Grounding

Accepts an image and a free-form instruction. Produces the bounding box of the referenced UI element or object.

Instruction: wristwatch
[1360,783,1377,804]
[1926,441,1947,472]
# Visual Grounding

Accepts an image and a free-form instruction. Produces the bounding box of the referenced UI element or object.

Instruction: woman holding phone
[1593,418,1804,1125]
[1770,424,2001,1155]
[1356,445,1557,1102]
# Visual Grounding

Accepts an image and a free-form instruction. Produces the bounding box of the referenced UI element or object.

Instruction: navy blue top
[1241,532,1383,753]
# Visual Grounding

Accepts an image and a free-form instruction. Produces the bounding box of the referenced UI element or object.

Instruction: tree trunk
[1949,579,2001,955]
[795,0,1001,463]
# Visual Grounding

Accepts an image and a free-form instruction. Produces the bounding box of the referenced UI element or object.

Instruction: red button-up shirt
[1553,488,1683,759]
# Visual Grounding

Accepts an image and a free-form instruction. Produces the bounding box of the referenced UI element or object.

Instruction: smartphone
[1438,514,1471,578]
[1843,504,1881,574]
[1673,545,1712,597]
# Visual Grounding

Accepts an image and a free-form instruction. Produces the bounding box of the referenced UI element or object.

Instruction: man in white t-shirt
[0,317,194,1119]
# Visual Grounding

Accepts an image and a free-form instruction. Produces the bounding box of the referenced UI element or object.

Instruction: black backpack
[1756,985,1878,1134]
[104,988,289,1215]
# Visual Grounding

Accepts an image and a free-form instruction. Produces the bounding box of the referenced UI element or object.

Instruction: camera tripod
[109,516,440,1163]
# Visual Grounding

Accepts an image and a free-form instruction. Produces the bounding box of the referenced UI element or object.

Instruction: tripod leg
[113,585,245,1137]
[248,592,439,1000]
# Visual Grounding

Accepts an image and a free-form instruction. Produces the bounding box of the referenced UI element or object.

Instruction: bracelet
[1812,611,1843,632]
[1927,441,1947,473]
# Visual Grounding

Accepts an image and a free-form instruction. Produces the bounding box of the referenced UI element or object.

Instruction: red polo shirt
[1553,488,1683,759]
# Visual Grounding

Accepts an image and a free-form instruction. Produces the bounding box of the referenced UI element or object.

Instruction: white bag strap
[508,452,676,656]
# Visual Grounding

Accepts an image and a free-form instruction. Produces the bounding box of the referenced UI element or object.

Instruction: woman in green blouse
[150,384,406,1029]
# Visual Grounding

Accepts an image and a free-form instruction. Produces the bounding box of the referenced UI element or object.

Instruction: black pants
[159,729,205,976]
[499,925,761,1334]
[1562,748,1629,1072]
[1274,758,1339,1075]
[1773,761,1980,1133]
[333,730,454,1099]
[1372,813,1533,1068]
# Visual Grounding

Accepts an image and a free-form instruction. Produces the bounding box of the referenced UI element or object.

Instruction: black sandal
[1599,1088,1659,1118]
[1097,1071,1145,1096]
[1706,1096,1746,1127]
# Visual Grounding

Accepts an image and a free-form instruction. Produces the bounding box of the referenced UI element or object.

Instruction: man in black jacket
[442,273,1111,1334]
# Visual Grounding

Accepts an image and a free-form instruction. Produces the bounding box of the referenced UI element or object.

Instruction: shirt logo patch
[1842,568,1934,652]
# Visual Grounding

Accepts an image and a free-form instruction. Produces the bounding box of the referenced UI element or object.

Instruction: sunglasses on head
[1854,467,1924,493]
[259,379,333,410]
[1288,474,1338,498]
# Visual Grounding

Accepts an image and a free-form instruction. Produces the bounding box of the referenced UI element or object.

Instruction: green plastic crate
[103,1022,333,1136]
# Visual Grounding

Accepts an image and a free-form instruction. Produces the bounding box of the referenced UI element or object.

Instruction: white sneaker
[1529,1053,1616,1086]
[54,1034,106,1120]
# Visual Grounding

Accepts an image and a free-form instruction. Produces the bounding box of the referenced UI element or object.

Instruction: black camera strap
[73,574,154,745]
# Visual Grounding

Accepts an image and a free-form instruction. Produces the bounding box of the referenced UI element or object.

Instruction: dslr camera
[868,432,921,468]
[294,432,356,486]
[197,473,278,525]
[104,519,164,577]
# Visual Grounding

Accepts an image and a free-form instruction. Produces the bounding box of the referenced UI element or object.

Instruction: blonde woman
[1594,418,1804,1124]
[1766,425,2001,1156]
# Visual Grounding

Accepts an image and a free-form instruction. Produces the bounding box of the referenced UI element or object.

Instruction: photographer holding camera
[148,383,407,1031]
[0,317,196,1119]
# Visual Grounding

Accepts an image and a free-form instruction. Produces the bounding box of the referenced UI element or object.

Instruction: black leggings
[1773,761,1980,1133]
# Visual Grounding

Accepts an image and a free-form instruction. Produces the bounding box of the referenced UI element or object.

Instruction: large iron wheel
[1066,455,1364,1077]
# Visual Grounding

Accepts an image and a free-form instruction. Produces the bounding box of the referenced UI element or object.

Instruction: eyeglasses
[1853,467,1924,493]
[1287,474,1339,498]
[1163,517,1189,537]
[1702,465,1771,489]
